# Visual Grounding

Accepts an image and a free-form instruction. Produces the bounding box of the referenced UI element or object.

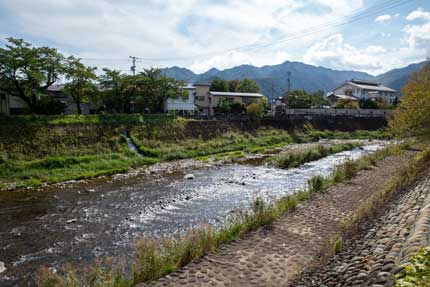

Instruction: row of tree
[0,38,184,114]
[210,77,261,93]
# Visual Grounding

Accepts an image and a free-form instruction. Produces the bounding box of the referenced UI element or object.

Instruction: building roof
[328,94,359,101]
[47,84,66,92]
[183,84,196,90]
[348,80,397,92]
[193,83,211,87]
[209,91,264,98]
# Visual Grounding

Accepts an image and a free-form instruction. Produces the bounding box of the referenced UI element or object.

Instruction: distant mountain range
[161,61,427,100]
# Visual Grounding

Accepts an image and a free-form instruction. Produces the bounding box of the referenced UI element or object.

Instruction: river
[0,142,387,286]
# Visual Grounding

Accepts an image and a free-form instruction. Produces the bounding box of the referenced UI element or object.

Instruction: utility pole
[271,79,274,100]
[130,56,137,76]
[287,71,291,95]
[427,46,430,67]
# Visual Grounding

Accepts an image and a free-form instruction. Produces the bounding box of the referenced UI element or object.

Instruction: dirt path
[139,152,415,287]
[291,170,430,287]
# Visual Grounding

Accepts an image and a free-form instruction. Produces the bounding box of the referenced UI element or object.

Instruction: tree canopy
[210,78,261,93]
[0,38,65,113]
[285,90,329,108]
[210,77,229,92]
[389,64,430,138]
[64,56,97,114]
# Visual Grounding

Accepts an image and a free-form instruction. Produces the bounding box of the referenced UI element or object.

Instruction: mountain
[160,66,197,82]
[161,60,426,100]
[376,61,426,92]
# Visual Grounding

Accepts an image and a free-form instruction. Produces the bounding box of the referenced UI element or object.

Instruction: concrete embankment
[140,151,415,287]
[292,171,430,287]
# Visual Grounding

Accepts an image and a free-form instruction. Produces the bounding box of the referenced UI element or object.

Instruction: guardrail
[276,108,394,117]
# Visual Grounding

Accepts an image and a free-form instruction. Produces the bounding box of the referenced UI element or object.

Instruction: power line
[78,0,416,64]
[132,0,416,61]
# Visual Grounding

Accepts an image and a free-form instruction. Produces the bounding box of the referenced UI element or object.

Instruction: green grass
[272,143,362,169]
[130,128,296,161]
[0,150,160,189]
[395,247,430,287]
[36,142,410,287]
[0,113,392,190]
[0,113,180,125]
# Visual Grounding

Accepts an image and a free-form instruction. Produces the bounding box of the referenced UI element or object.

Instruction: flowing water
[0,143,387,286]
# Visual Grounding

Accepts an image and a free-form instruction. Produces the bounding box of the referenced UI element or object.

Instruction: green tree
[0,38,65,113]
[134,68,184,113]
[335,99,359,109]
[99,69,135,113]
[389,64,430,138]
[237,78,260,93]
[286,90,329,108]
[360,98,378,109]
[228,80,241,92]
[64,57,97,114]
[210,77,229,92]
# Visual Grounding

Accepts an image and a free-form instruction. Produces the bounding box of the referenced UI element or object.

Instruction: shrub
[395,247,430,287]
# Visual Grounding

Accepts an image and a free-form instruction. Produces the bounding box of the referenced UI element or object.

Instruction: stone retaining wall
[292,174,430,287]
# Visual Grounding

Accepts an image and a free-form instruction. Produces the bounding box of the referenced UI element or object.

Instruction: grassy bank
[36,142,410,287]
[271,142,362,169]
[0,114,390,190]
[130,129,296,161]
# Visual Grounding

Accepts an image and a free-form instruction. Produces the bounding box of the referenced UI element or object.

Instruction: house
[0,92,28,115]
[0,85,94,115]
[190,83,264,115]
[165,84,197,115]
[47,84,91,114]
[332,79,397,103]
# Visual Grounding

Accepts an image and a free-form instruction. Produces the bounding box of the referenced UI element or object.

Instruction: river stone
[0,261,6,273]
[184,174,195,180]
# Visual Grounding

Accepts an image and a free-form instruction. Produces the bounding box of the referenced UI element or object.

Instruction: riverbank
[29,142,414,287]
[291,151,430,287]
[133,145,424,287]
[0,114,388,191]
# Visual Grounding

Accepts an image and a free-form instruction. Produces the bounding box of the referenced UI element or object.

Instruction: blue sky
[0,0,429,75]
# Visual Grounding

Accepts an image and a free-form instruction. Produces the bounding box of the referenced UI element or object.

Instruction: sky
[0,0,429,75]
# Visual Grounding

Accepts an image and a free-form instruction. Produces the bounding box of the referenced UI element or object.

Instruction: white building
[165,84,197,115]
[332,80,397,103]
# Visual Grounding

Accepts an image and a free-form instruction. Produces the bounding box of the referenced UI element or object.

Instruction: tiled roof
[209,91,264,98]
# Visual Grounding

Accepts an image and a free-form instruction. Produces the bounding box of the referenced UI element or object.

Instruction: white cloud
[303,34,386,74]
[190,50,290,73]
[406,8,430,21]
[403,23,430,48]
[375,14,392,23]
[0,0,364,73]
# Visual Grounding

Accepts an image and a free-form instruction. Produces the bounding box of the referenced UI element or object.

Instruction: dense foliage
[210,77,261,93]
[389,64,430,138]
[0,38,185,115]
[285,90,329,108]
[395,247,430,287]
[0,38,65,113]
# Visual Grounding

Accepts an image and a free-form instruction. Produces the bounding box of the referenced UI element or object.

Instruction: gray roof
[328,94,358,101]
[183,84,196,90]
[209,91,264,98]
[193,83,211,86]
[47,84,66,92]
[348,81,397,93]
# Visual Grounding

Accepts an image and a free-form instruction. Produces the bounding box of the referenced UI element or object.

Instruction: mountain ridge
[161,60,426,100]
